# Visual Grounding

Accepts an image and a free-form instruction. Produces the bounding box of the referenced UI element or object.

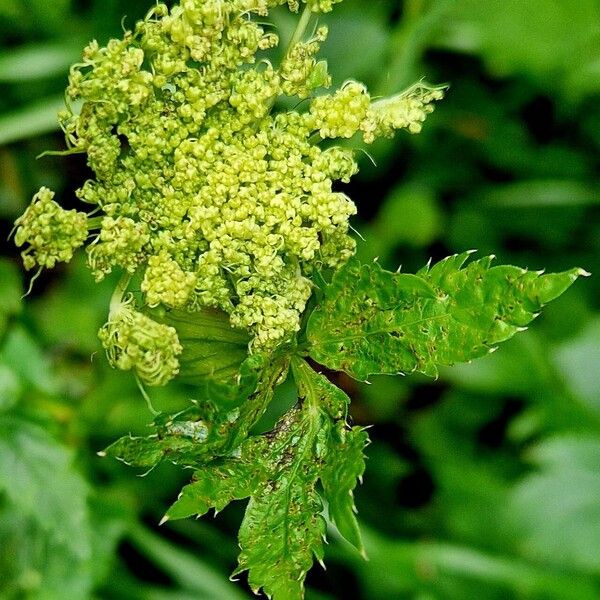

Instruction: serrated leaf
[103,404,225,469]
[166,450,265,520]
[291,360,368,555]
[307,255,586,380]
[234,402,327,600]
[231,359,365,599]
[321,423,369,555]
[102,432,199,469]
[103,355,285,469]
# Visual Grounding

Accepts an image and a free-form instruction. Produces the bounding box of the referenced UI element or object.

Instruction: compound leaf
[234,401,327,600]
[307,254,586,380]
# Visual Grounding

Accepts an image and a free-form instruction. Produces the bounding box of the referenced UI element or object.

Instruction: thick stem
[86,216,103,231]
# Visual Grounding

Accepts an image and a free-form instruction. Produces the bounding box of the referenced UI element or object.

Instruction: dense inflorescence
[13,187,88,271]
[13,0,444,385]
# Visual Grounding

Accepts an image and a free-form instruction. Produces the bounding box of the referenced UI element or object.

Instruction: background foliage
[1,1,599,598]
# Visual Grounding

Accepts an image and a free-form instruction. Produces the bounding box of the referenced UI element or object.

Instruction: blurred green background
[1,1,599,598]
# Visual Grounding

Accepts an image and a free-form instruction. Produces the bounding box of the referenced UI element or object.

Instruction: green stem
[265,5,314,114]
[86,216,103,230]
[286,4,314,58]
[135,374,159,416]
[376,0,453,96]
[108,272,132,319]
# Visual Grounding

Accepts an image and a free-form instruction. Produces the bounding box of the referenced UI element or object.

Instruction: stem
[285,4,314,58]
[87,216,103,230]
[265,5,314,114]
[108,272,132,319]
[135,374,159,416]
[376,0,453,96]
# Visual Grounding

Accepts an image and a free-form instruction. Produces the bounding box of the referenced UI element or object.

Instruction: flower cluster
[98,297,183,387]
[13,187,87,271]
[14,0,443,385]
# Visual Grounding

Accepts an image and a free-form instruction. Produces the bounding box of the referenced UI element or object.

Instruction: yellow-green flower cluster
[14,0,443,384]
[98,298,182,386]
[310,80,445,143]
[14,187,87,271]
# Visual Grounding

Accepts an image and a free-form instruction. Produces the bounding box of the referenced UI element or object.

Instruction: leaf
[103,355,286,469]
[321,423,369,555]
[354,528,600,600]
[0,325,58,395]
[231,359,363,599]
[0,364,21,412]
[437,0,600,99]
[103,402,239,469]
[307,254,586,380]
[0,507,92,600]
[0,415,91,591]
[507,436,600,574]
[111,356,361,599]
[291,359,368,554]
[0,40,82,82]
[553,316,600,414]
[234,402,327,600]
[165,449,265,520]
[156,307,250,386]
[128,523,248,600]
[479,180,600,207]
[0,95,66,145]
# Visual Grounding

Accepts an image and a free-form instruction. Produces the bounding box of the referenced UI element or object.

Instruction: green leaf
[0,415,92,598]
[103,402,238,469]
[165,449,265,521]
[0,325,58,395]
[156,307,250,386]
[291,359,368,554]
[0,41,82,82]
[507,436,600,574]
[438,0,600,99]
[128,523,248,600]
[230,359,363,599]
[307,254,586,380]
[355,528,600,600]
[0,95,66,145]
[0,364,21,412]
[103,355,286,469]
[553,316,600,414]
[234,402,327,600]
[111,355,362,599]
[321,423,369,556]
[0,507,92,600]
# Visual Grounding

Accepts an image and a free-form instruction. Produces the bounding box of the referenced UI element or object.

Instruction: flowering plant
[13,1,586,598]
